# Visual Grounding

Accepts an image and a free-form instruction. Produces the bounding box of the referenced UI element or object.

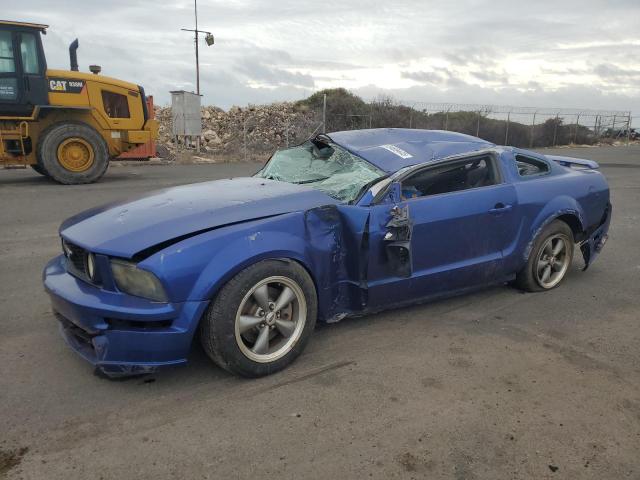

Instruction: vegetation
[297,88,598,147]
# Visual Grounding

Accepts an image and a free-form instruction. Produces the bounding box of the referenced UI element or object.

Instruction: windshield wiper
[293,176,330,185]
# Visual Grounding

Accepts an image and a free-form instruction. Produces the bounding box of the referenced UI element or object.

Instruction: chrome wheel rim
[535,234,571,289]
[234,276,307,363]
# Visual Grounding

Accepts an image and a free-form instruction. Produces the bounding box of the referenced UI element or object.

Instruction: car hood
[60,177,338,258]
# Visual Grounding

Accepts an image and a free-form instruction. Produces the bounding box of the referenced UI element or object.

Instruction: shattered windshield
[256,140,385,202]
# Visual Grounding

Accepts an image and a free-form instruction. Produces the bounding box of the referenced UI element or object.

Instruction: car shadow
[133,285,514,388]
[97,256,588,388]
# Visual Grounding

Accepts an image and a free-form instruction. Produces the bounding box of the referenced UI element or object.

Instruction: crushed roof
[327,128,494,172]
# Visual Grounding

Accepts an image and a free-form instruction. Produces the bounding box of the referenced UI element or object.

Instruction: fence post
[611,114,617,138]
[530,111,537,148]
[505,111,510,145]
[573,114,581,145]
[476,110,481,137]
[322,94,327,133]
[369,103,373,129]
[552,114,559,147]
[243,118,248,161]
[444,108,450,131]
[285,120,289,148]
[627,114,632,146]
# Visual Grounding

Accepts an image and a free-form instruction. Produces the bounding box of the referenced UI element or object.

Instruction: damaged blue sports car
[43,129,611,377]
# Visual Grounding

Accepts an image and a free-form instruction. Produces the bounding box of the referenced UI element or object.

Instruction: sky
[10,0,640,119]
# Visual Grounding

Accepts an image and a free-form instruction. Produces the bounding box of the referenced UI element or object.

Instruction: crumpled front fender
[580,202,612,270]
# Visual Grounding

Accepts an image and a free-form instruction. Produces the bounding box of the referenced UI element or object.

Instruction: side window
[401,156,498,200]
[19,33,40,74]
[0,31,15,73]
[101,90,130,118]
[515,155,549,176]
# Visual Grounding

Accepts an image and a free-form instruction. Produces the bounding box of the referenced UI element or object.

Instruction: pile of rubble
[155,102,320,161]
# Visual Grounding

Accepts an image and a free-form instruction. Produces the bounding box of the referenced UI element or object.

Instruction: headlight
[110,259,168,302]
[86,253,96,281]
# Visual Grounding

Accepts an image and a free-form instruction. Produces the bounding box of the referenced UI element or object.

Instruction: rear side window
[101,90,130,118]
[515,155,549,176]
[401,156,498,200]
[0,31,15,73]
[19,33,40,74]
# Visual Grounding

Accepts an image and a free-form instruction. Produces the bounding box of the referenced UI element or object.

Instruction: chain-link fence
[321,99,633,148]
[158,94,634,162]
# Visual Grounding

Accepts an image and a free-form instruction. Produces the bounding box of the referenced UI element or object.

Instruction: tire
[516,220,574,292]
[37,122,109,184]
[30,163,48,177]
[200,259,317,377]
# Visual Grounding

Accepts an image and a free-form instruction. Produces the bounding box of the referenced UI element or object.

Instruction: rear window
[101,90,130,118]
[515,155,549,176]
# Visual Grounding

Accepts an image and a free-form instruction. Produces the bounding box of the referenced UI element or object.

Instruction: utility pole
[181,0,214,153]
[181,0,214,96]
[195,0,199,94]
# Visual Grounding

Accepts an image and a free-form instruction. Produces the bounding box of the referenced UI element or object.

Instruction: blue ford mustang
[43,129,611,377]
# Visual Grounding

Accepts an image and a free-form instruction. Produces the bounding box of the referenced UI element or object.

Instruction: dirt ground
[1,145,639,479]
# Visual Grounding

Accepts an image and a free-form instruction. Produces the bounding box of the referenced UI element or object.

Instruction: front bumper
[43,255,209,377]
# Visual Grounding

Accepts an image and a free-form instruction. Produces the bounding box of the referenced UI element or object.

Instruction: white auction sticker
[379,144,413,159]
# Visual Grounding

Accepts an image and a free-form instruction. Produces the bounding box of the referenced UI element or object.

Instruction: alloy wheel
[234,276,307,363]
[535,234,571,289]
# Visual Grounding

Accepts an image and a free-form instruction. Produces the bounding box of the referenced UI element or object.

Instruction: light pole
[181,0,214,96]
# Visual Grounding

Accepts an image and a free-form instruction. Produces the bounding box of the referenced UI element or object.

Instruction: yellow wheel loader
[0,20,158,184]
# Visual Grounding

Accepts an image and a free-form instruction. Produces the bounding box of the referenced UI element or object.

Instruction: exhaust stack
[69,39,79,71]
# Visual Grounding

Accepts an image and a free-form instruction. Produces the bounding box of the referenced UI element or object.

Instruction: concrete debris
[155,103,319,161]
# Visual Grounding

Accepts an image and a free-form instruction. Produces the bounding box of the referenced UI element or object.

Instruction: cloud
[234,58,315,89]
[593,63,640,80]
[401,70,444,84]
[6,0,638,121]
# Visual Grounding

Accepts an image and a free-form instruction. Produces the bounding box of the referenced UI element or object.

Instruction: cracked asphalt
[1,145,639,479]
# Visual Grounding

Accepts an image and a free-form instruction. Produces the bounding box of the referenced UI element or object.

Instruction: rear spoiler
[547,155,599,170]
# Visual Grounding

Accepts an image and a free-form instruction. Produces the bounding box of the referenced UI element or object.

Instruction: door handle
[489,203,513,214]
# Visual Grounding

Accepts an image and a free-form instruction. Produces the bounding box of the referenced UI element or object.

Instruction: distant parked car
[613,128,638,140]
[44,129,611,377]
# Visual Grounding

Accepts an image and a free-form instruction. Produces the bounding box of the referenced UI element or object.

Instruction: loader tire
[38,122,109,184]
[30,164,48,177]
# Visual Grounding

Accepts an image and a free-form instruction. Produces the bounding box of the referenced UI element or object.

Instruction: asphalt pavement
[1,145,639,479]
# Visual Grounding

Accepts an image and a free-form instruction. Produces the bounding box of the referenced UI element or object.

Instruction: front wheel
[30,163,48,177]
[200,260,317,377]
[516,220,574,292]
[37,122,109,184]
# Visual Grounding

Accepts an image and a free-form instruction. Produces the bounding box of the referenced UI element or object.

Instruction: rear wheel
[200,260,317,377]
[38,122,109,184]
[516,220,574,291]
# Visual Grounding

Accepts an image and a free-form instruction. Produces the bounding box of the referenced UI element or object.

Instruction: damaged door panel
[384,204,413,278]
[303,204,371,322]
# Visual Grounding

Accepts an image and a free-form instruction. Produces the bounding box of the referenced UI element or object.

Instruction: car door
[16,29,48,108]
[0,29,24,114]
[0,27,47,116]
[365,151,519,308]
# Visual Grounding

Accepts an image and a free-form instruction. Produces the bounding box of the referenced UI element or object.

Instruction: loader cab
[0,21,49,117]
